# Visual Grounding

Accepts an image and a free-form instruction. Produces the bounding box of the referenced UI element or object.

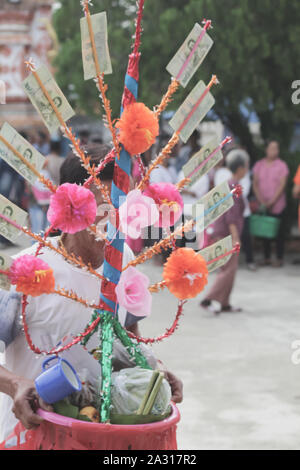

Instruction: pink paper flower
[9,255,55,297]
[115,266,152,317]
[143,183,184,228]
[47,183,97,234]
[119,189,159,239]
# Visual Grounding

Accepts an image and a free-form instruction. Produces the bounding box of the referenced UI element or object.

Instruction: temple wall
[0,0,54,130]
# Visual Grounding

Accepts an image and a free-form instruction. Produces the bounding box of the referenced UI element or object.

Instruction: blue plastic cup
[35,356,82,404]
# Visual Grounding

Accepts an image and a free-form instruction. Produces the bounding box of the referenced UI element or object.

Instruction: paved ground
[1,240,300,450]
[140,255,300,450]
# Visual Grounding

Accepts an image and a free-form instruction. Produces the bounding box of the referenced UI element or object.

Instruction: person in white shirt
[177,161,209,250]
[178,170,209,217]
[150,162,175,185]
[0,144,183,442]
[214,164,232,187]
[150,137,180,185]
[147,143,180,256]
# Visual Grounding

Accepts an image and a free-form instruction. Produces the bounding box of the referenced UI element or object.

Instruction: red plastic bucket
[0,403,180,450]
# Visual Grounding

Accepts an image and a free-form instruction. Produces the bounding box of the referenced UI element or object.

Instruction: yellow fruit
[79,406,100,423]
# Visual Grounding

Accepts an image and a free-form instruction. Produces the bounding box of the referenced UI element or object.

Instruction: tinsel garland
[176,177,192,192]
[113,318,151,370]
[83,148,116,189]
[122,218,195,271]
[21,295,101,355]
[81,310,101,347]
[0,134,57,194]
[25,60,112,206]
[137,133,180,191]
[21,227,106,281]
[53,287,101,310]
[98,0,149,422]
[154,79,180,118]
[82,0,121,158]
[126,300,186,345]
[99,312,114,422]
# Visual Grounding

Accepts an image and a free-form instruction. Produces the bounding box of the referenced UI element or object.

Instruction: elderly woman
[200,151,248,314]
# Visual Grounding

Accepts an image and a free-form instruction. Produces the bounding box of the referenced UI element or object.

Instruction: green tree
[53,0,300,159]
[52,0,137,116]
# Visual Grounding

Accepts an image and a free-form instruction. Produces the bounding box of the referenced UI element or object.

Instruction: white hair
[225,148,250,173]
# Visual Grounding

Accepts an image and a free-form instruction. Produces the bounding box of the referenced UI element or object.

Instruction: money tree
[0,0,241,423]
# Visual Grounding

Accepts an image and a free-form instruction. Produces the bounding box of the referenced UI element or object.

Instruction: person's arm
[126,323,183,403]
[156,360,183,404]
[181,189,197,198]
[293,184,300,199]
[241,173,251,199]
[0,289,52,430]
[252,172,266,206]
[223,193,242,246]
[229,223,241,246]
[0,366,52,430]
[178,171,197,198]
[193,174,210,200]
[266,175,288,209]
[293,167,300,199]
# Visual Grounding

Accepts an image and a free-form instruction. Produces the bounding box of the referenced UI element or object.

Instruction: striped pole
[99,48,141,315]
[98,1,146,422]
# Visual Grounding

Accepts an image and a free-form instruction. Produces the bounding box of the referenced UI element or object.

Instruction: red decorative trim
[232,184,243,198]
[100,281,117,305]
[22,292,102,355]
[133,0,145,55]
[121,86,136,110]
[127,300,186,344]
[127,52,140,83]
[84,149,116,188]
[113,165,130,196]
[105,244,123,272]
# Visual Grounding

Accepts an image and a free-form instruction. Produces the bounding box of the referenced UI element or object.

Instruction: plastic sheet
[111,367,171,416]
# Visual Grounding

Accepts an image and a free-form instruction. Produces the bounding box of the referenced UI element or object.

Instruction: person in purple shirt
[253,140,289,267]
[200,151,248,314]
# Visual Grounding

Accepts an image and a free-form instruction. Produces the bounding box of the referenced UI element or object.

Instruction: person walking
[252,140,289,267]
[200,151,248,314]
[213,149,256,271]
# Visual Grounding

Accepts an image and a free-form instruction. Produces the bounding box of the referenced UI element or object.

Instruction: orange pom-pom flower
[116,102,159,156]
[9,255,55,297]
[163,248,208,300]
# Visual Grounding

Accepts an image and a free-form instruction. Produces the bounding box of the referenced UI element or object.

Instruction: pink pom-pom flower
[9,255,55,297]
[115,266,152,317]
[119,189,159,239]
[47,183,97,234]
[143,183,184,227]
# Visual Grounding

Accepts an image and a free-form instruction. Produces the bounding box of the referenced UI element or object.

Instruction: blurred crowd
[138,130,295,314]
[135,131,293,268]
[1,125,300,314]
[0,126,299,273]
